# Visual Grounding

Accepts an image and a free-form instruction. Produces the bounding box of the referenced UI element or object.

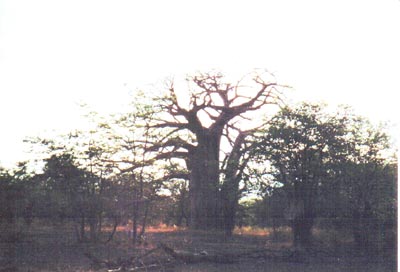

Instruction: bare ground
[0,222,396,272]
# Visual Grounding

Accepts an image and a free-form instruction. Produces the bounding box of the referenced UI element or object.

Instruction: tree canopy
[0,71,396,255]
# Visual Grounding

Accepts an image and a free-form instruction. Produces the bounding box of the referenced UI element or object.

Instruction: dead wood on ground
[84,242,303,271]
[158,243,299,264]
[84,246,171,271]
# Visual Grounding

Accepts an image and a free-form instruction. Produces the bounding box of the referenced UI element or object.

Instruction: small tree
[0,164,35,227]
[332,117,397,252]
[253,103,348,249]
[26,129,119,242]
[98,103,167,244]
[254,103,397,252]
[40,153,110,241]
[254,188,287,238]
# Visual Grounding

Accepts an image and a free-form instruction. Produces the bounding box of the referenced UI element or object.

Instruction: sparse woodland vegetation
[0,71,397,271]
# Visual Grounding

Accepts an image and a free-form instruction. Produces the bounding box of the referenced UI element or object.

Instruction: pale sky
[1,0,399,168]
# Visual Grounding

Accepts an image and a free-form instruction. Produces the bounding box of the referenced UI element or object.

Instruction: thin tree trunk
[97,212,103,234]
[80,213,86,242]
[132,196,139,244]
[220,132,247,236]
[132,214,138,244]
[89,217,97,242]
[292,216,313,250]
[105,216,119,243]
[220,186,238,237]
[176,188,187,226]
[272,218,277,241]
[139,200,149,239]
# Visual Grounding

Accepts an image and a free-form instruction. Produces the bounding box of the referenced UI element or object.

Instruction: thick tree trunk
[286,197,314,250]
[189,133,221,230]
[189,166,219,229]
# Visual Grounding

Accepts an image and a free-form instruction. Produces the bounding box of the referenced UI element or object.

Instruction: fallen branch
[159,243,299,264]
[159,243,235,263]
[84,252,117,270]
[84,246,165,271]
[85,243,300,270]
[107,263,173,272]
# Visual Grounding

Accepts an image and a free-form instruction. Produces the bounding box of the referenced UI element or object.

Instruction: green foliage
[0,169,17,223]
[252,102,396,250]
[253,188,288,228]
[324,116,397,251]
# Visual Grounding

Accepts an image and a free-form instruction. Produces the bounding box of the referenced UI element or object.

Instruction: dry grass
[115,222,186,233]
[233,226,272,236]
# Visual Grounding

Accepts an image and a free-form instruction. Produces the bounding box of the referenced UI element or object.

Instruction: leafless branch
[155,151,189,161]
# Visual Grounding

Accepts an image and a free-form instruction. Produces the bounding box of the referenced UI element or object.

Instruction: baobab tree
[139,71,285,231]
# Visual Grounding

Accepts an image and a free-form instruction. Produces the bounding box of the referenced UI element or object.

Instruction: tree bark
[220,174,240,235]
[188,132,221,230]
[220,132,248,236]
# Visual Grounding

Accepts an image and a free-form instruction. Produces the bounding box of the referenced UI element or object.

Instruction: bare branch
[160,172,190,181]
[150,122,189,130]
[155,151,189,160]
[147,137,195,153]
